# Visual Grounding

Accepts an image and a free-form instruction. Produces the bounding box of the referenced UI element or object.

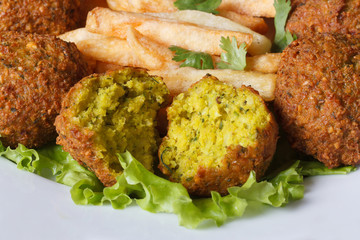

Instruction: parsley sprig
[169,37,247,70]
[174,0,222,14]
[272,0,297,52]
[217,37,247,70]
[169,46,215,70]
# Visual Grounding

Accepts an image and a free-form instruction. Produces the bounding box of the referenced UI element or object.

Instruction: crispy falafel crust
[275,33,360,168]
[159,76,278,196]
[0,0,81,35]
[286,0,360,37]
[0,31,91,148]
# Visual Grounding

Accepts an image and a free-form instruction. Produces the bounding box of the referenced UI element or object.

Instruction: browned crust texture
[286,0,360,38]
[55,76,117,186]
[0,0,81,35]
[0,31,91,148]
[274,33,360,168]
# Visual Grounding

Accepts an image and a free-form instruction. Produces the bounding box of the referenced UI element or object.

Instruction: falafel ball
[0,31,91,148]
[158,76,278,196]
[0,0,81,35]
[274,33,360,168]
[286,0,360,38]
[55,68,170,187]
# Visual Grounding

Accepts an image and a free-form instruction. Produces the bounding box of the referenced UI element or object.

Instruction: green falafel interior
[55,68,170,186]
[74,70,167,171]
[159,76,278,196]
[162,77,270,169]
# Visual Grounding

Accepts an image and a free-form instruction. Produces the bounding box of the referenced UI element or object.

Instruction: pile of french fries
[61,0,280,101]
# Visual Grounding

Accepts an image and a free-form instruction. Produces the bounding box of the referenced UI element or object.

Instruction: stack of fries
[61,0,279,101]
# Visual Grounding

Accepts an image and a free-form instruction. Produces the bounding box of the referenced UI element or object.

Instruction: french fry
[219,0,276,18]
[147,10,271,55]
[76,37,144,68]
[59,28,107,44]
[94,61,123,73]
[149,67,276,101]
[60,27,176,70]
[126,26,178,70]
[245,53,280,73]
[59,28,128,70]
[107,0,176,13]
[217,10,268,34]
[86,8,254,56]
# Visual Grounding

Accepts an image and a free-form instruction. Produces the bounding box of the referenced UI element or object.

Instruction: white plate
[1,156,359,240]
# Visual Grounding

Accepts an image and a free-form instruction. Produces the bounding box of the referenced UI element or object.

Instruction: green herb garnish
[174,0,222,14]
[217,36,247,70]
[169,46,214,70]
[272,0,297,52]
[170,37,247,70]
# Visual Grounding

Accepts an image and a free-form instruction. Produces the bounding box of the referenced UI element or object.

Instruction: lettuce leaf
[0,141,356,229]
[299,161,356,176]
[0,142,103,188]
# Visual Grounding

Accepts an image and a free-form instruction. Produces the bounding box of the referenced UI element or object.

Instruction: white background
[1,157,359,240]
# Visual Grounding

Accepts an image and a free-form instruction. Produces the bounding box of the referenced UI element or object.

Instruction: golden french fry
[147,10,271,55]
[245,53,280,73]
[94,61,123,73]
[219,0,276,18]
[107,0,176,13]
[76,37,145,68]
[210,53,279,73]
[60,27,176,70]
[59,28,107,44]
[149,67,276,101]
[126,26,178,70]
[217,10,268,34]
[86,8,253,56]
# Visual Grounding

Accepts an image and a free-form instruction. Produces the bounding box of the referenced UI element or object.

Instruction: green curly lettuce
[0,141,355,229]
[0,142,102,188]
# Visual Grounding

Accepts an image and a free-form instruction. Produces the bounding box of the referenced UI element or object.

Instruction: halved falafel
[0,31,91,148]
[158,76,278,196]
[55,68,170,187]
[274,33,360,168]
[0,0,81,35]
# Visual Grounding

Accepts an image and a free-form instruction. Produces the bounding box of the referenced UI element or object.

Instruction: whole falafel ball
[274,33,360,168]
[158,76,278,196]
[0,31,91,148]
[287,0,360,38]
[55,68,170,187]
[0,0,81,35]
